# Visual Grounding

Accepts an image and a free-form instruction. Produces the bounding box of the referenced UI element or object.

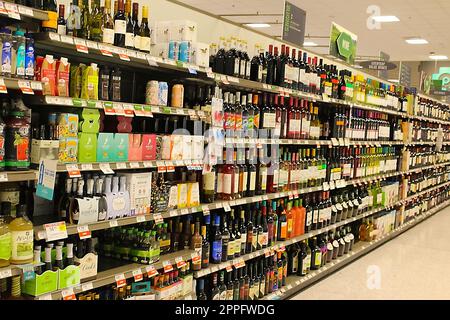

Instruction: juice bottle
[4,107,30,171]
[9,204,33,265]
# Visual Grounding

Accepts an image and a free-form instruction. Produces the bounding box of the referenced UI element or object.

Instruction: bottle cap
[15,204,27,218]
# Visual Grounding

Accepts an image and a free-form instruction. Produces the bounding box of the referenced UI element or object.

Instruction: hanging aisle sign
[329,22,358,65]
[282,1,306,47]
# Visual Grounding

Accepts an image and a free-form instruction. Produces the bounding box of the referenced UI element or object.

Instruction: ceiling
[175,0,450,61]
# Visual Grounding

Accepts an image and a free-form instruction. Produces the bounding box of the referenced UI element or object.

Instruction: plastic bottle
[4,101,31,171]
[13,29,26,79]
[24,32,35,80]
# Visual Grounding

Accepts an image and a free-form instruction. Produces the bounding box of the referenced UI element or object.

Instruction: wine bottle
[138,6,150,52]
[113,0,126,47]
[66,242,74,266]
[124,0,134,49]
[102,0,115,45]
[70,179,85,225]
[132,3,140,49]
[44,246,52,271]
[89,0,103,42]
[57,4,66,35]
[54,244,64,270]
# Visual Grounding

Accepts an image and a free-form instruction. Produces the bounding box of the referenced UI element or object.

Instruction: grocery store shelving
[24,95,208,119]
[194,203,399,279]
[0,1,48,21]
[224,137,405,147]
[55,160,203,174]
[0,265,23,280]
[402,180,450,204]
[34,249,195,300]
[261,199,450,300]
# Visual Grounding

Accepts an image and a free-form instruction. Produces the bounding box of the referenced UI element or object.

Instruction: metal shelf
[224,138,405,147]
[0,265,24,280]
[34,249,195,300]
[24,95,208,119]
[262,199,450,300]
[0,77,43,93]
[0,170,38,182]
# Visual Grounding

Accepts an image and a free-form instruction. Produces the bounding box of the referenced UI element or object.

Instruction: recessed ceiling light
[429,55,448,60]
[372,15,400,22]
[303,41,318,47]
[245,23,271,28]
[405,38,428,45]
[353,65,363,69]
[388,79,400,83]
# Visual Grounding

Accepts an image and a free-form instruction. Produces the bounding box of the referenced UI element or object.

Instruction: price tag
[147,56,158,67]
[77,225,91,239]
[5,3,20,19]
[66,164,81,178]
[293,191,299,199]
[288,192,294,200]
[119,53,130,61]
[61,288,76,300]
[0,268,12,279]
[207,72,215,78]
[115,274,126,288]
[329,181,336,190]
[146,266,158,278]
[337,179,346,188]
[99,47,113,56]
[0,173,8,182]
[226,265,233,272]
[103,102,115,115]
[80,282,94,292]
[18,80,34,94]
[109,220,118,228]
[132,269,143,282]
[175,108,184,115]
[331,138,339,146]
[191,253,201,264]
[157,165,167,173]
[202,208,210,216]
[44,222,68,242]
[166,165,175,173]
[116,162,127,170]
[169,210,178,217]
[136,215,146,223]
[74,39,88,54]
[122,104,135,117]
[188,68,197,74]
[163,260,173,273]
[18,5,33,16]
[113,103,125,116]
[80,163,93,171]
[223,203,231,212]
[0,78,7,94]
[99,163,114,174]
[130,162,140,169]
[142,161,154,168]
[154,214,164,224]
[60,35,74,44]
[175,257,187,269]
[133,105,145,116]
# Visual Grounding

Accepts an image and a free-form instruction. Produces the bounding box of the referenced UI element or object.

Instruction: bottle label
[212,293,220,300]
[304,254,311,271]
[247,172,256,191]
[0,232,11,260]
[280,221,287,239]
[103,28,115,44]
[220,290,227,300]
[252,232,257,249]
[234,172,239,195]
[224,112,236,129]
[212,240,222,263]
[234,58,240,75]
[57,25,66,35]
[260,167,268,190]
[140,37,151,52]
[263,113,276,128]
[242,172,248,192]
[240,60,246,77]
[226,289,234,300]
[258,65,263,81]
[235,113,243,130]
[133,35,141,49]
[11,230,33,261]
[223,173,233,195]
[291,252,298,273]
[114,20,126,34]
[125,32,135,47]
[315,251,322,267]
[258,232,267,248]
[202,172,216,191]
[306,210,312,226]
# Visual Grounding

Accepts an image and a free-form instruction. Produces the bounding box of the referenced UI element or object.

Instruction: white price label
[81,163,93,171]
[132,269,143,282]
[0,268,12,279]
[81,282,93,292]
[130,162,140,169]
[109,220,118,228]
[61,288,76,300]
[60,35,74,44]
[116,162,127,169]
[0,174,8,182]
[142,161,154,168]
[0,78,7,94]
[66,164,81,178]
[77,225,91,239]
[136,215,146,223]
[115,274,126,288]
[223,204,231,212]
[44,222,68,241]
[99,163,114,174]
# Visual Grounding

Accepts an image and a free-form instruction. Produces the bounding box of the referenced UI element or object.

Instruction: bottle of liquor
[261,202,269,248]
[78,0,89,39]
[191,219,202,271]
[226,271,234,300]
[113,0,126,46]
[250,44,263,83]
[245,205,253,254]
[69,179,84,225]
[57,4,66,35]
[201,166,216,203]
[42,0,58,33]
[124,0,134,48]
[197,279,207,300]
[44,246,53,271]
[239,208,247,256]
[211,273,220,300]
[212,215,222,264]
[138,5,151,52]
[265,45,275,85]
[214,37,226,74]
[277,200,287,241]
[55,243,64,270]
[201,215,210,268]
[90,0,103,41]
[131,3,140,49]
[246,148,257,197]
[256,148,268,195]
[221,214,230,262]
[102,0,115,45]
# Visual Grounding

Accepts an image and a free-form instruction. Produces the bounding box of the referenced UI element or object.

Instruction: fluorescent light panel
[245,23,271,28]
[388,79,400,83]
[405,38,428,45]
[430,55,448,60]
[372,15,400,22]
[303,41,318,47]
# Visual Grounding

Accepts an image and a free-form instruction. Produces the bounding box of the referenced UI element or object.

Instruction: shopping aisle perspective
[291,207,450,300]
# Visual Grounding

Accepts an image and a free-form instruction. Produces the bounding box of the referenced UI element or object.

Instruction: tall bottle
[102,0,115,45]
[124,0,134,48]
[89,0,103,42]
[211,215,222,264]
[138,6,151,52]
[131,3,140,50]
[79,0,90,39]
[191,219,202,271]
[0,204,11,267]
[113,0,126,47]
[9,205,33,265]
[42,0,58,33]
[57,5,66,35]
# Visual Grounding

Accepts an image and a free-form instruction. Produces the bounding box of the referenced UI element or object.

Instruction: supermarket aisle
[291,207,450,300]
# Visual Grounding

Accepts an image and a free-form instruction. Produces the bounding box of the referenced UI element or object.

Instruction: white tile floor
[290,206,450,300]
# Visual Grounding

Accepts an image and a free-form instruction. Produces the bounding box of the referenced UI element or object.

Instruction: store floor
[290,206,450,300]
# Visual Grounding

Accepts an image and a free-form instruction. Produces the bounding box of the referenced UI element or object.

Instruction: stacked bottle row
[408,146,450,169]
[403,185,450,223]
[415,97,450,121]
[406,167,450,196]
[197,225,355,300]
[209,40,408,114]
[411,121,440,142]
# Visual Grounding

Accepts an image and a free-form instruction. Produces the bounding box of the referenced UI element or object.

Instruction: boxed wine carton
[121,172,152,215]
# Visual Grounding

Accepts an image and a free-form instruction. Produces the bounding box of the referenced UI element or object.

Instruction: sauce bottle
[5,106,30,171]
[9,204,33,265]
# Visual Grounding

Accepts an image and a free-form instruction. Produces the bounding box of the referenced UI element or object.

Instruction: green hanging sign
[329,22,358,65]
